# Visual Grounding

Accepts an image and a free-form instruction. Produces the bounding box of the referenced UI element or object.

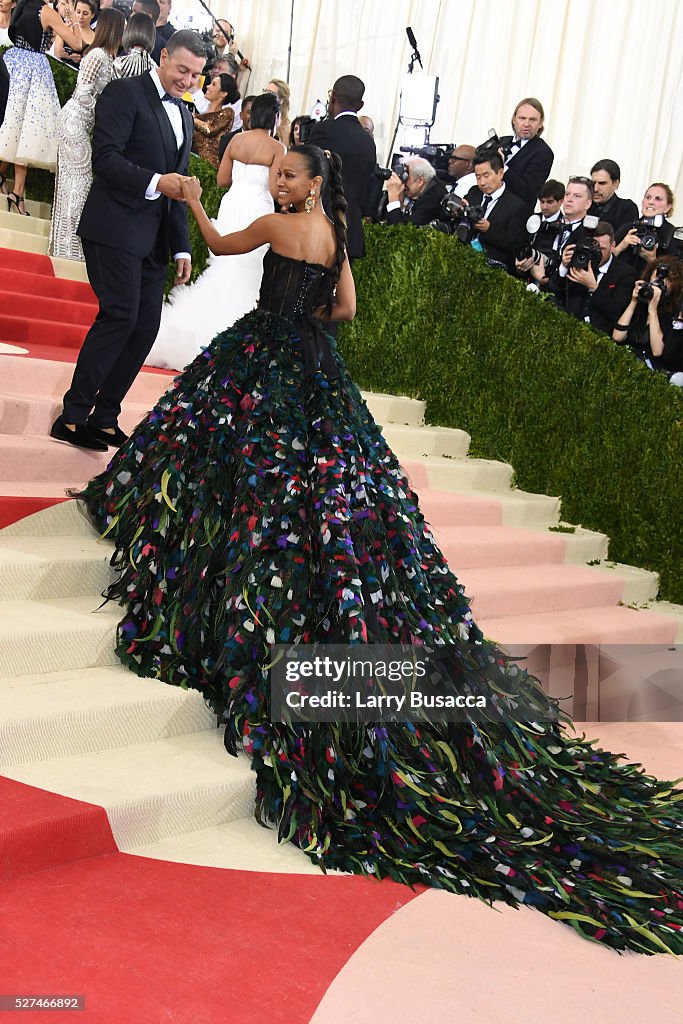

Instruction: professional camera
[376,156,409,183]
[296,117,315,144]
[629,214,664,252]
[515,214,563,277]
[569,215,601,272]
[399,143,455,181]
[427,193,485,242]
[637,263,670,304]
[474,129,513,163]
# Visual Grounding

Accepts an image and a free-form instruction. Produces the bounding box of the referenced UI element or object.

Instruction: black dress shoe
[50,416,108,452]
[87,423,130,447]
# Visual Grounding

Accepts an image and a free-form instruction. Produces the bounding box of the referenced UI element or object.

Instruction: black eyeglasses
[449,155,469,162]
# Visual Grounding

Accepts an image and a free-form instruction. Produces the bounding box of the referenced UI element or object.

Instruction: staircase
[1,203,682,882]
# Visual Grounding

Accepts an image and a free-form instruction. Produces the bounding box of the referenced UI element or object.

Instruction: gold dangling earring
[304,189,316,214]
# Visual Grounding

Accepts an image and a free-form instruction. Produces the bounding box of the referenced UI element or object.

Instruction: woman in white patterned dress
[48,7,124,259]
[0,0,84,214]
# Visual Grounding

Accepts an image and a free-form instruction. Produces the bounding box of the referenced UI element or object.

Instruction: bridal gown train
[145,161,274,371]
[78,248,683,955]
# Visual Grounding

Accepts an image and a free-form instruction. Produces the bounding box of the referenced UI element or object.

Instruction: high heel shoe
[0,173,8,196]
[7,192,30,216]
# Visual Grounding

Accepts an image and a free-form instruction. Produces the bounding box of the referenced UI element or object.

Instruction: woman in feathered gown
[145,92,285,372]
[48,8,124,260]
[76,144,683,956]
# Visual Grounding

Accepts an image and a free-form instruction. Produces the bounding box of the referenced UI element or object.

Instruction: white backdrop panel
[174,0,683,207]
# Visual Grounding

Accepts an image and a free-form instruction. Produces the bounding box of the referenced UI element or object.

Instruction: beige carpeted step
[0,228,49,255]
[4,729,255,850]
[381,422,470,458]
[0,595,120,676]
[134,817,323,873]
[0,533,114,599]
[0,665,215,767]
[361,391,424,426]
[0,209,50,237]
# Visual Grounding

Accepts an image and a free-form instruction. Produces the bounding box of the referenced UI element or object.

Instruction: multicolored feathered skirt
[79,310,683,955]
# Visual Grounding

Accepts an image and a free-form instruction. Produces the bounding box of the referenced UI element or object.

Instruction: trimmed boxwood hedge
[4,51,681,601]
[339,226,683,603]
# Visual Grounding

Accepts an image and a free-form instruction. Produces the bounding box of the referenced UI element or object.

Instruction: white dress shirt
[144,68,190,262]
[479,182,506,218]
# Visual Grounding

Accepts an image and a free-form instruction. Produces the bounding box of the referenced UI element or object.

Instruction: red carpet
[0,776,118,882]
[0,852,417,1023]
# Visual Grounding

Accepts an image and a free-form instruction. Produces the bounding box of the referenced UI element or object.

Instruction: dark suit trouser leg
[90,254,167,428]
[61,241,165,427]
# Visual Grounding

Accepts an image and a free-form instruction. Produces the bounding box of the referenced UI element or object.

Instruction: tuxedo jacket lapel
[176,105,192,171]
[142,73,177,172]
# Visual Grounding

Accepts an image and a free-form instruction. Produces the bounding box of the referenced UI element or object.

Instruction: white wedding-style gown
[146,161,274,371]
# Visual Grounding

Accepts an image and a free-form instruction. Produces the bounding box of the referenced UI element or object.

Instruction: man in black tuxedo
[384,157,446,226]
[562,221,637,333]
[465,152,527,272]
[498,97,554,215]
[308,75,376,260]
[51,30,206,451]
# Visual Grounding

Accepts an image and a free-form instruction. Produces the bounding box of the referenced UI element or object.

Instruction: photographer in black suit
[465,152,527,272]
[384,157,446,226]
[308,75,376,259]
[562,221,637,334]
[499,97,554,214]
[51,30,205,451]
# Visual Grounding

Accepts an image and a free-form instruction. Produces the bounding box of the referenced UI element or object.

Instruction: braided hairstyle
[290,145,348,287]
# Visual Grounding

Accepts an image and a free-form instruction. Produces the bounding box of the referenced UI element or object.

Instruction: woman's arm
[612,283,643,342]
[314,258,356,321]
[647,288,665,357]
[194,109,234,139]
[41,2,84,51]
[268,141,287,201]
[216,141,233,188]
[181,176,278,255]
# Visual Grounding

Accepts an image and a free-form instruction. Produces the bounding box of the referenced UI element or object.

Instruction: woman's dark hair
[75,0,97,16]
[213,73,239,105]
[289,115,312,148]
[643,255,683,313]
[249,92,280,133]
[290,144,348,290]
[121,12,156,53]
[89,7,125,56]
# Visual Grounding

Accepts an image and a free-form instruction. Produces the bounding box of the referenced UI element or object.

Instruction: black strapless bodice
[257,249,338,379]
[257,249,334,319]
[9,0,53,52]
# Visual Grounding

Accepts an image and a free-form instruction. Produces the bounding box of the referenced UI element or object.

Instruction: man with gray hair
[384,155,446,226]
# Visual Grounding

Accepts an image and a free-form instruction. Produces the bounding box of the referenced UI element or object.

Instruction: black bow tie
[163,93,183,107]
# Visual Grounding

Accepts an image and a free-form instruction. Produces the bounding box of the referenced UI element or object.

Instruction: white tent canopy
[174,0,683,206]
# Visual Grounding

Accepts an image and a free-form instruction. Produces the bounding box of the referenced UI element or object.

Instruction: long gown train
[78,249,683,955]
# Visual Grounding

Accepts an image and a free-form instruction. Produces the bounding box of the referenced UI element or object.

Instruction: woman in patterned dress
[0,0,85,214]
[48,7,124,259]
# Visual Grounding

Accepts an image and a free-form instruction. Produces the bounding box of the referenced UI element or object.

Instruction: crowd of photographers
[373,98,683,383]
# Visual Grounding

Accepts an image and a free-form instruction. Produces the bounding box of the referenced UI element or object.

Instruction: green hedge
[1,48,221,284]
[340,226,683,604]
